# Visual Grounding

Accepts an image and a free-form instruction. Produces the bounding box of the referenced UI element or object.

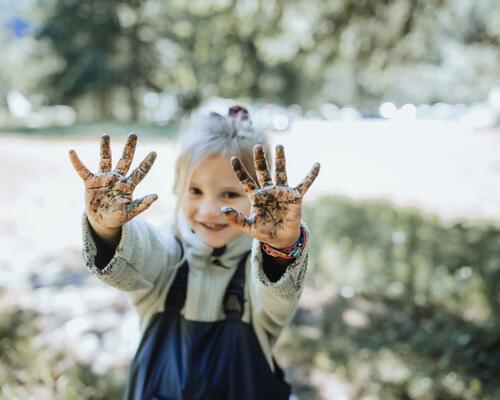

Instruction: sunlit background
[1,0,500,399]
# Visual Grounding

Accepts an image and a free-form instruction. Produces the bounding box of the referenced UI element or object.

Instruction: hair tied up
[228,105,249,120]
[227,104,254,138]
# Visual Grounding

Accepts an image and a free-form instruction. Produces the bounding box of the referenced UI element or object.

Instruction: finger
[125,194,158,220]
[99,134,112,173]
[230,157,257,198]
[274,144,288,186]
[295,162,321,196]
[254,144,273,187]
[128,151,157,187]
[69,149,93,182]
[115,133,137,175]
[221,207,253,235]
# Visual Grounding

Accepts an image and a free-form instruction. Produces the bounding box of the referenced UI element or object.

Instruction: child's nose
[199,200,222,217]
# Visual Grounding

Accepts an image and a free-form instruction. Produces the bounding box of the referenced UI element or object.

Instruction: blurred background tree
[2,0,498,121]
[36,0,160,119]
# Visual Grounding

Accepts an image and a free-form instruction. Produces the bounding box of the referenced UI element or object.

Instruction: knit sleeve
[249,221,310,344]
[81,212,181,311]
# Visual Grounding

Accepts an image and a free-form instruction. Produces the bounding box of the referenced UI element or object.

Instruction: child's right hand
[69,134,158,240]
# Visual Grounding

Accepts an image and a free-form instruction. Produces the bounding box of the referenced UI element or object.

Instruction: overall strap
[164,237,189,311]
[223,251,251,319]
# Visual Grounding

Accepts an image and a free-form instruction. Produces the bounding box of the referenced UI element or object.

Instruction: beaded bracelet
[261,226,307,261]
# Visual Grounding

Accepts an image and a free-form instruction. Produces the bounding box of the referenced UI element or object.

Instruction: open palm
[69,134,158,229]
[222,144,320,249]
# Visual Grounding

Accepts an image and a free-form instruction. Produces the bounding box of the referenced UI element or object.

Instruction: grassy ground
[0,121,180,140]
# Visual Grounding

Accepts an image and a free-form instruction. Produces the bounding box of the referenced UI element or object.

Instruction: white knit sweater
[81,213,310,370]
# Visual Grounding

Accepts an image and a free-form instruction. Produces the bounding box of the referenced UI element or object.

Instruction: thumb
[221,207,253,234]
[125,194,158,221]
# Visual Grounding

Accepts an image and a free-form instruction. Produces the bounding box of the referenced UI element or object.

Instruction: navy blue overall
[123,242,291,400]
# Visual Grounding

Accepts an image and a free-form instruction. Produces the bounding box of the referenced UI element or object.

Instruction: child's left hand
[221,144,320,249]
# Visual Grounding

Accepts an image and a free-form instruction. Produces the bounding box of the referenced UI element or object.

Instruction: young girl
[69,105,320,400]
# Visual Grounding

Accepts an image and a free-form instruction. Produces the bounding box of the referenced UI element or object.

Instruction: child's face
[182,155,251,248]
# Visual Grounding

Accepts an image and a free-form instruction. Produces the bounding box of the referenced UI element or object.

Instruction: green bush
[0,307,125,399]
[279,196,500,399]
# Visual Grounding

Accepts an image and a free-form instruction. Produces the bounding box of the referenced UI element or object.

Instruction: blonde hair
[173,108,271,233]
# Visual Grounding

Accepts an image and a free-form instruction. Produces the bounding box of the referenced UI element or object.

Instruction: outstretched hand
[69,134,158,231]
[221,144,320,249]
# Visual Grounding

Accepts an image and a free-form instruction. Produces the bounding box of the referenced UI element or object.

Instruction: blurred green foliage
[7,0,495,118]
[2,196,500,398]
[36,0,159,120]
[278,196,500,399]
[0,304,124,399]
[0,120,179,139]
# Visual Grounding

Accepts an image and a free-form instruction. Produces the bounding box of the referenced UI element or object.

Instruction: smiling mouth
[198,222,229,231]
